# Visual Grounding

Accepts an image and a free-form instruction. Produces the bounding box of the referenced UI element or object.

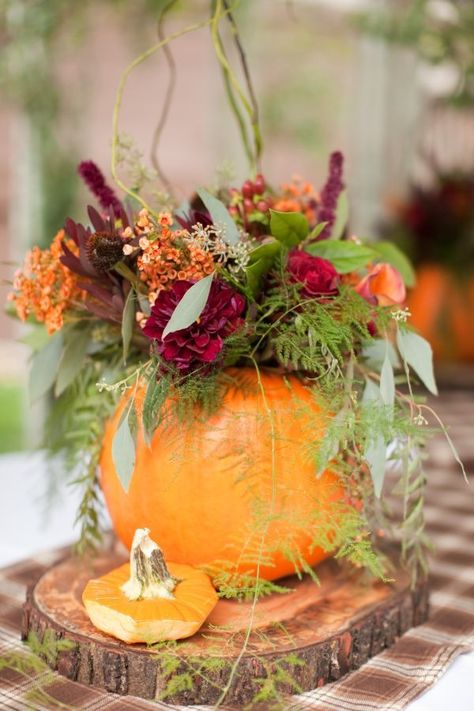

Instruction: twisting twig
[210,0,253,167]
[150,0,178,198]
[223,0,263,169]
[111,17,215,213]
[210,0,260,174]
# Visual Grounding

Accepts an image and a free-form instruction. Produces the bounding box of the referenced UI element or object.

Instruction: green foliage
[0,382,24,453]
[270,210,309,247]
[162,274,214,338]
[55,326,91,396]
[245,239,281,296]
[151,633,307,709]
[121,289,136,362]
[257,284,384,379]
[112,396,137,492]
[28,330,64,403]
[197,188,240,245]
[209,566,294,601]
[44,348,124,553]
[142,370,171,445]
[306,239,376,273]
[397,327,438,395]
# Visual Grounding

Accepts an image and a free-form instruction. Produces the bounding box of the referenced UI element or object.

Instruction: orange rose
[356,263,406,306]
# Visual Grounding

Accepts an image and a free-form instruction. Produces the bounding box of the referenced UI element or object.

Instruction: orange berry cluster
[273,176,320,223]
[8,230,84,334]
[134,211,214,305]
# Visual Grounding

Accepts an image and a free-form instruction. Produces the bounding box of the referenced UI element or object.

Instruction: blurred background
[0,0,473,559]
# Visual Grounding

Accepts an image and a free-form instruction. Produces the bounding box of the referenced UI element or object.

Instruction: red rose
[287,249,340,299]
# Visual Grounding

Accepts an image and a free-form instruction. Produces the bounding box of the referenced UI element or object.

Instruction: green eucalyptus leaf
[372,241,416,287]
[197,188,240,245]
[55,328,90,397]
[121,289,136,362]
[365,435,386,498]
[269,210,309,247]
[162,274,214,339]
[380,349,395,408]
[362,339,400,369]
[330,190,349,240]
[112,403,136,492]
[137,293,151,317]
[28,331,63,403]
[397,329,438,396]
[305,240,376,273]
[362,377,382,403]
[19,325,50,352]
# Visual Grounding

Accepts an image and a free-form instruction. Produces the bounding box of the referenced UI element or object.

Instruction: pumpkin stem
[121,528,179,601]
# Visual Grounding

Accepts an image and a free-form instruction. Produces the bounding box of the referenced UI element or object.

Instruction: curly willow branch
[223,0,263,169]
[213,25,254,167]
[111,16,213,212]
[211,0,262,174]
[150,0,178,197]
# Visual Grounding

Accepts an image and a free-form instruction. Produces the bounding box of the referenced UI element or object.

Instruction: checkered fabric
[0,391,473,710]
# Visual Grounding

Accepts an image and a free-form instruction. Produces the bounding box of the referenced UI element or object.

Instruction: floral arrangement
[8,143,452,588]
[6,3,470,703]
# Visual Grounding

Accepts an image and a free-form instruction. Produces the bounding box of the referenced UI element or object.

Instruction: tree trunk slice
[22,549,429,706]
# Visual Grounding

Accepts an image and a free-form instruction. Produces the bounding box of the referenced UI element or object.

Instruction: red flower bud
[242,181,255,199]
[254,174,266,195]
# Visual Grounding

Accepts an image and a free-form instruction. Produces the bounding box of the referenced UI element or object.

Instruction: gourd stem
[121,528,178,600]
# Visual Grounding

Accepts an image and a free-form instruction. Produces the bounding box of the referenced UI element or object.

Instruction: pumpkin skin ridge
[100,367,344,582]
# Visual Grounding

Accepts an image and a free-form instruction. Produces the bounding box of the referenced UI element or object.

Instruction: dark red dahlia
[287,249,340,299]
[143,279,246,374]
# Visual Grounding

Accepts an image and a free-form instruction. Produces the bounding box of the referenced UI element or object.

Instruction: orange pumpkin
[100,368,343,583]
[83,528,218,643]
[408,264,474,362]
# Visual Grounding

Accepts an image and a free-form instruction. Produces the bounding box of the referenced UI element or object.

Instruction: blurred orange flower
[356,263,406,306]
[8,230,84,334]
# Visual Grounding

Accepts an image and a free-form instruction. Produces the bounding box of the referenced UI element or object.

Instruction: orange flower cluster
[273,176,320,223]
[8,230,84,334]
[133,211,214,305]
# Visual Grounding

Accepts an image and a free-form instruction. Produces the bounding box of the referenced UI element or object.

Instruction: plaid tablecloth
[0,391,473,710]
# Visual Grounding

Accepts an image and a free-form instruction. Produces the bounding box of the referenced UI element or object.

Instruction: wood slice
[22,550,429,706]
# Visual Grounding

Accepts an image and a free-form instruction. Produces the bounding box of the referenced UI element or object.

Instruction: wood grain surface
[22,550,429,705]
